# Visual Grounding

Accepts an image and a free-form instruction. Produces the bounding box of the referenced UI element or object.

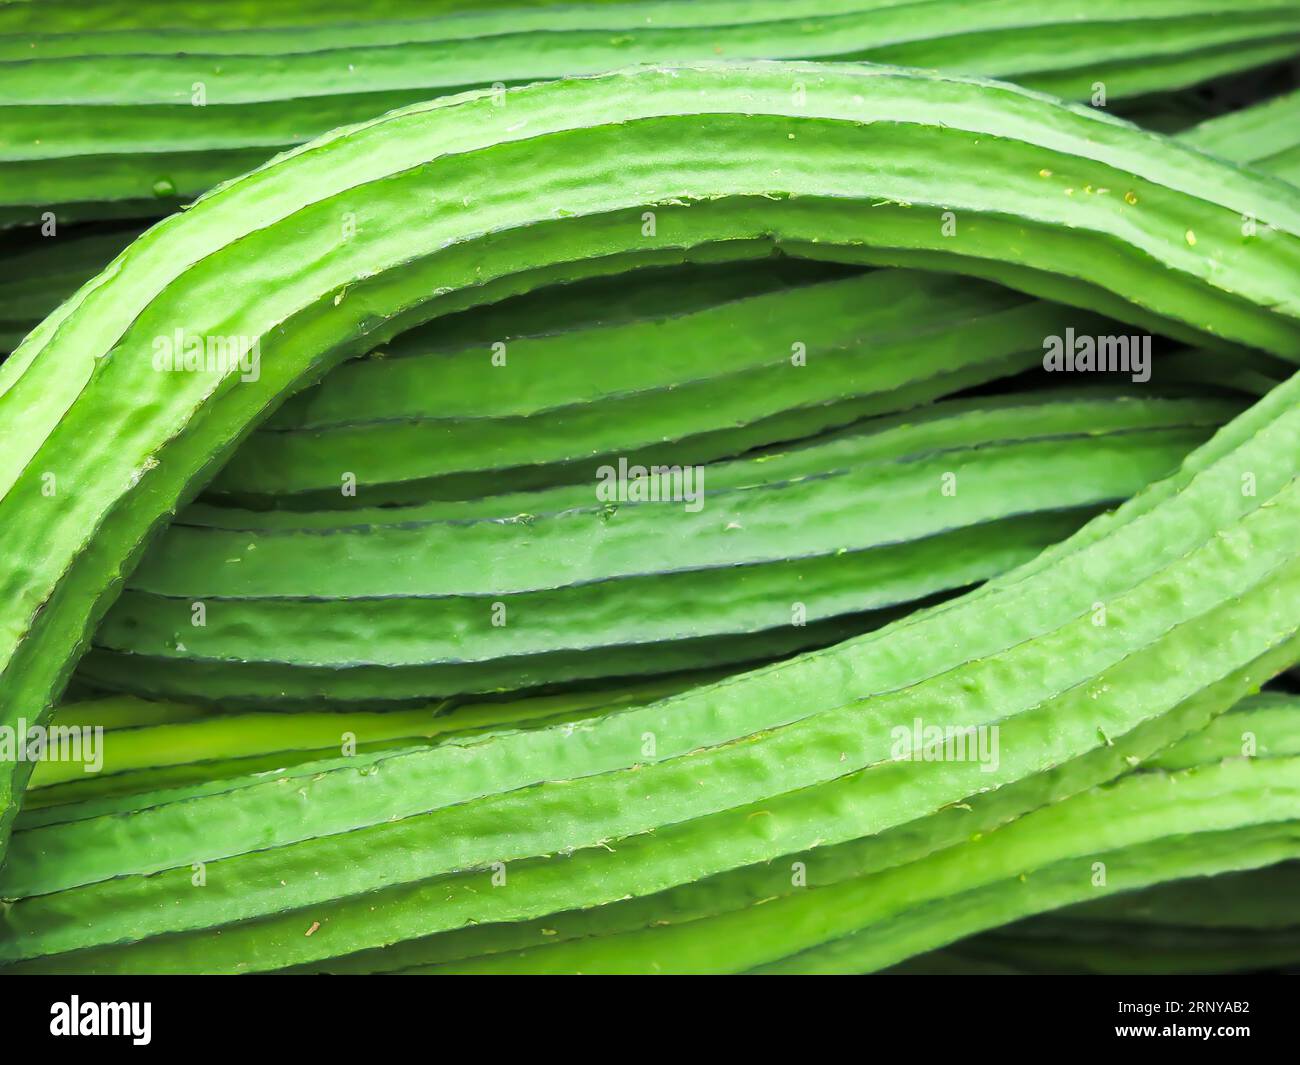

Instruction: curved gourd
[4,1,1296,223]
[1,61,1298,928]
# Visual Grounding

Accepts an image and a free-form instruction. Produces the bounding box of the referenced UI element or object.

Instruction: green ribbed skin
[208,73,1300,507]
[4,0,1297,225]
[440,750,1300,976]
[4,82,1296,364]
[79,606,898,707]
[20,672,715,814]
[1,61,1298,947]
[78,393,1234,703]
[293,656,1300,974]
[2,79,1295,374]
[1,229,832,359]
[1180,88,1300,172]
[308,683,1300,973]
[1181,88,1300,188]
[209,270,1074,505]
[0,0,606,36]
[3,368,1298,970]
[743,699,1300,975]
[5,659,1297,974]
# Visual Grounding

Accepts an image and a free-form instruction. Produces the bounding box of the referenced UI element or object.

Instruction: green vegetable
[1180,87,1300,177]
[209,270,1073,505]
[6,59,1296,856]
[5,1,1296,225]
[3,359,1297,970]
[22,672,713,812]
[1,61,1298,972]
[83,392,1232,703]
[8,77,1298,362]
[748,696,1300,974]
